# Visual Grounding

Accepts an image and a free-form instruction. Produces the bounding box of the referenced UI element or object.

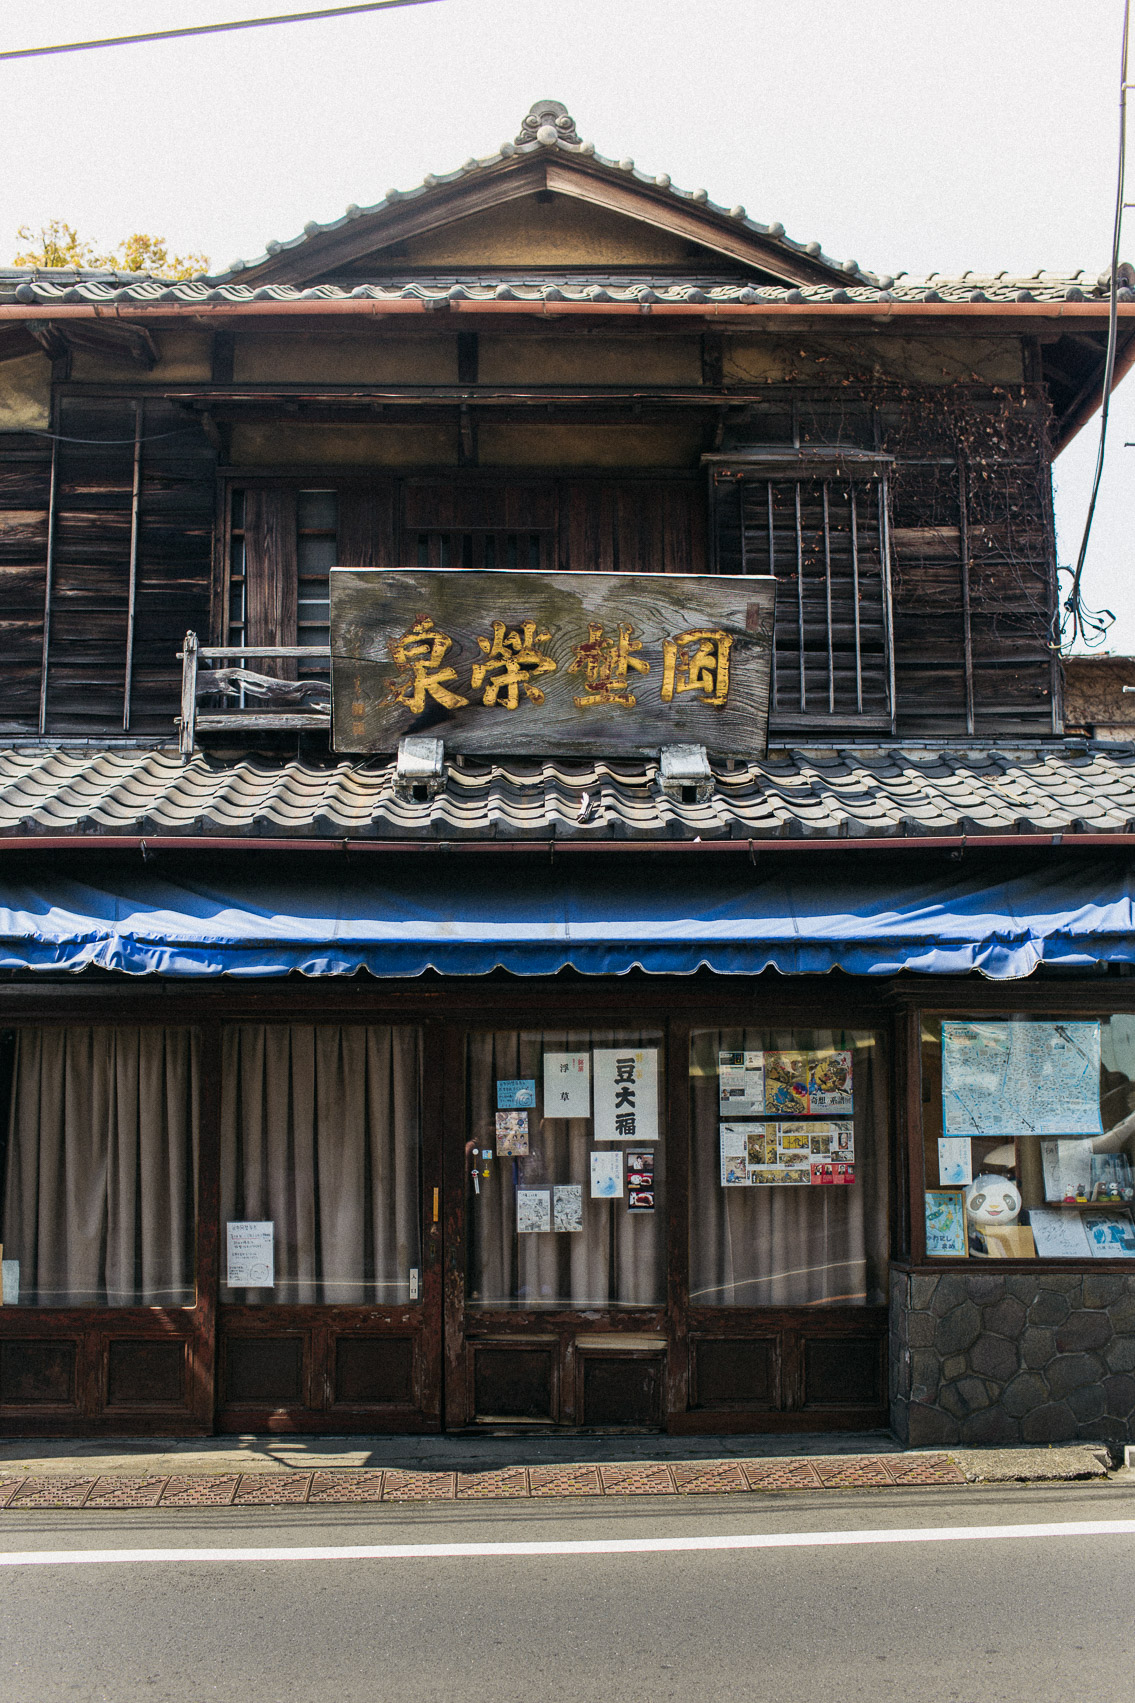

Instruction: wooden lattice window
[709,455,895,734]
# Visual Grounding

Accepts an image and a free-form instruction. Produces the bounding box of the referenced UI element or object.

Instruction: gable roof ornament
[516,98,581,148]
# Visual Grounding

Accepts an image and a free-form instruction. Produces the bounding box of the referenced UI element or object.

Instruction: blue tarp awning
[0,855,1132,980]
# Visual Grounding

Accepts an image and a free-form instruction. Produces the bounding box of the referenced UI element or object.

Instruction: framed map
[942,1021,1102,1137]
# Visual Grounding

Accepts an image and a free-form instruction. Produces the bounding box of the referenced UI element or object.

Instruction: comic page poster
[517,1189,552,1234]
[593,1049,659,1142]
[553,1184,584,1233]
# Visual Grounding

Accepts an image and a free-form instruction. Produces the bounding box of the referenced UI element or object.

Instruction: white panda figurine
[965,1173,1022,1251]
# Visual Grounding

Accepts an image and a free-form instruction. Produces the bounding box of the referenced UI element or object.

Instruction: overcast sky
[2,0,1131,650]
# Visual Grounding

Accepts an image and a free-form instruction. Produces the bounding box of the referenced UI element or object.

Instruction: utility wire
[1064,0,1131,647]
[0,0,443,62]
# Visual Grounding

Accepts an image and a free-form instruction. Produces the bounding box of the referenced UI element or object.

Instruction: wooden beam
[543,164,836,286]
[27,318,158,370]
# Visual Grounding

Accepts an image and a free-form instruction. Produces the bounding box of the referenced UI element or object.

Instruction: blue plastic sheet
[0,855,1132,981]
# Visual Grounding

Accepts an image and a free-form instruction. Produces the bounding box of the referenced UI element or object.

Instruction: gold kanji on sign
[470,620,557,709]
[568,622,650,708]
[382,615,469,714]
[660,629,733,707]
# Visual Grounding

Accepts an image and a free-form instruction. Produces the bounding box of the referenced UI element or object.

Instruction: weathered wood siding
[0,438,52,731]
[0,398,215,736]
[0,379,1058,742]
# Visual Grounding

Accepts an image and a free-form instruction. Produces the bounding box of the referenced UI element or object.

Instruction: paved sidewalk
[0,1438,1114,1506]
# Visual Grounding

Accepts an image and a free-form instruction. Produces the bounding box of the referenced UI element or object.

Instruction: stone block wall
[890,1268,1135,1447]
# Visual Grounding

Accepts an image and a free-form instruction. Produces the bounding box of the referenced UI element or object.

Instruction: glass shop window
[220,1025,422,1304]
[689,1028,889,1307]
[921,1015,1135,1262]
[466,1029,665,1310]
[0,1027,199,1307]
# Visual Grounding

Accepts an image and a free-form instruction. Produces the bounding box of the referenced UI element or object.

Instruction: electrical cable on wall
[1062,0,1131,648]
[0,0,444,63]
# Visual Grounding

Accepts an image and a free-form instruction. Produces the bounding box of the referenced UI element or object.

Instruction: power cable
[1063,0,1131,647]
[0,0,444,63]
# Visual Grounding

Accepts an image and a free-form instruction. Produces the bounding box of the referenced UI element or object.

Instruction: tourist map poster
[941,1021,1102,1137]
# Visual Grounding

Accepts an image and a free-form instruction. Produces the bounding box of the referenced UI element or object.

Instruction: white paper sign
[593,1048,659,1142]
[938,1137,973,1187]
[1028,1207,1091,1259]
[0,1260,17,1305]
[590,1150,624,1198]
[227,1220,275,1287]
[543,1051,591,1118]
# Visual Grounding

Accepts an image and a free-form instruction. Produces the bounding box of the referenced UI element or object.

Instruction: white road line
[0,1520,1134,1567]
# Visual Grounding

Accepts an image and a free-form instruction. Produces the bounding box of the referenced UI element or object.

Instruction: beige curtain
[468,1029,665,1309]
[220,1025,421,1304]
[2,1027,198,1307]
[689,1028,888,1307]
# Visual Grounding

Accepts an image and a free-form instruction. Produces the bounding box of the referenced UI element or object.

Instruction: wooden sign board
[330,569,775,758]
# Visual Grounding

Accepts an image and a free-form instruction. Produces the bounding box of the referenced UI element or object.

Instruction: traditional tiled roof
[2,744,1134,842]
[0,270,1125,309]
[209,96,883,289]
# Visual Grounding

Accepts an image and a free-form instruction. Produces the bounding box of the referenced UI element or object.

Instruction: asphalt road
[1,1482,1133,1703]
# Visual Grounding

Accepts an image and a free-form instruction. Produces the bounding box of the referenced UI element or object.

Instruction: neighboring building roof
[2,744,1135,843]
[0,271,1122,309]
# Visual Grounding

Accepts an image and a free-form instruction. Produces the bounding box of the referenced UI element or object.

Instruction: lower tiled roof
[0,271,1122,308]
[1,744,1134,843]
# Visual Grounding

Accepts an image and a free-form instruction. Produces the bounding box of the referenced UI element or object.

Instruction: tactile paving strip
[86,1476,170,1508]
[671,1462,748,1495]
[814,1456,900,1488]
[159,1474,240,1507]
[598,1464,677,1495]
[886,1454,966,1486]
[308,1470,386,1503]
[234,1473,313,1505]
[743,1459,825,1491]
[381,1470,457,1501]
[457,1469,530,1499]
[528,1465,603,1497]
[10,1476,98,1508]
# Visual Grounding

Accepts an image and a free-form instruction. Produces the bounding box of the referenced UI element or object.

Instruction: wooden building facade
[1,101,1135,1445]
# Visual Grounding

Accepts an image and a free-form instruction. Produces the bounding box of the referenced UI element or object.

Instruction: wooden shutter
[243,487,296,676]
